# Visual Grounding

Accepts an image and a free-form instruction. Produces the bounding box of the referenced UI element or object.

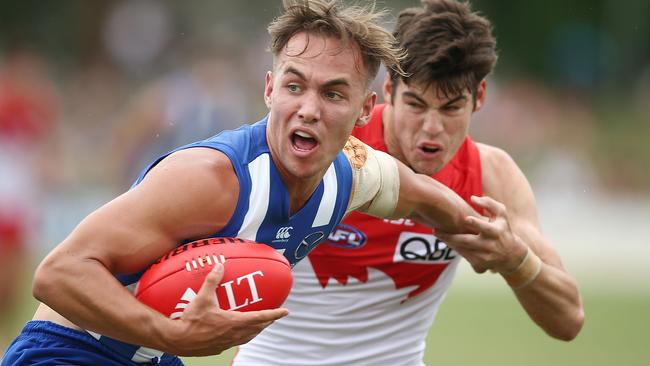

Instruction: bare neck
[268,150,324,216]
[287,178,321,216]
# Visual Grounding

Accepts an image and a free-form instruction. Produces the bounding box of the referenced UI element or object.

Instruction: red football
[135,237,292,318]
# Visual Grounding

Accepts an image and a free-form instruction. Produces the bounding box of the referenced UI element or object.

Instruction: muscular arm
[438,144,584,340]
[392,160,480,233]
[346,137,479,233]
[32,148,287,355]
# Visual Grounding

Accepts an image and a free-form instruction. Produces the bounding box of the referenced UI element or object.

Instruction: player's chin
[412,162,440,177]
[412,156,444,176]
[288,154,329,177]
[289,163,323,179]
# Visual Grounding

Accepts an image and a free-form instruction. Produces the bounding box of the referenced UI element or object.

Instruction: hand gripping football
[135,237,292,318]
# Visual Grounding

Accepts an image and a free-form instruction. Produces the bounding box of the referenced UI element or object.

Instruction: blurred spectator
[60,60,128,185]
[108,51,249,188]
[103,0,172,74]
[31,59,130,259]
[636,64,650,115]
[0,47,60,348]
[471,79,597,182]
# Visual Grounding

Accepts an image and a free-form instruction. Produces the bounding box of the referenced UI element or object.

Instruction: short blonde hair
[268,0,406,86]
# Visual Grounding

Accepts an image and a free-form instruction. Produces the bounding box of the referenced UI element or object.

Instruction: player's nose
[297,90,321,124]
[422,111,443,135]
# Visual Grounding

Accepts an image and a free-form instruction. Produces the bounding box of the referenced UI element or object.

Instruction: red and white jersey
[234,105,483,366]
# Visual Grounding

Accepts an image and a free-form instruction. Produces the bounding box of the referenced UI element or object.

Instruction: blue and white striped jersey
[92,115,354,364]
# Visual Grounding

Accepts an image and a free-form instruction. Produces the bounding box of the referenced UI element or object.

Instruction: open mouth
[292,130,318,152]
[420,145,441,154]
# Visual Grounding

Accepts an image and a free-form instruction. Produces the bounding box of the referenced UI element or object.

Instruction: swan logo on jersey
[394,231,456,264]
[327,224,367,249]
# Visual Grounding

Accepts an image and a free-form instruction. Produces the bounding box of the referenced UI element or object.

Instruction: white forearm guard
[343,136,400,218]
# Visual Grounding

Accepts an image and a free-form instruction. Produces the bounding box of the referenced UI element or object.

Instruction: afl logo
[327,224,367,249]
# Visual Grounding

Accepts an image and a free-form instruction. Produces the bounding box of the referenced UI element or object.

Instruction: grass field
[4,263,649,366]
[423,286,649,366]
[174,284,650,366]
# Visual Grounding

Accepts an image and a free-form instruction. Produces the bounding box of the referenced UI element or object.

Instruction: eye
[405,101,425,111]
[287,84,301,93]
[442,104,463,114]
[324,91,343,101]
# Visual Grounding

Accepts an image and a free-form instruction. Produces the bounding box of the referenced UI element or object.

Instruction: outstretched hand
[435,195,528,274]
[165,263,289,356]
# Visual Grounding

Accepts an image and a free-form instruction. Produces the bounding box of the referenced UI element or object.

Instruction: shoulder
[477,143,515,169]
[343,136,399,217]
[153,147,236,179]
[137,148,239,230]
[476,143,530,202]
[477,143,521,180]
[343,135,369,170]
[138,147,239,205]
[201,121,269,163]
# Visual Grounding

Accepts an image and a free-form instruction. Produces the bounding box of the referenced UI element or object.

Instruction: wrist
[500,247,543,289]
[151,314,183,355]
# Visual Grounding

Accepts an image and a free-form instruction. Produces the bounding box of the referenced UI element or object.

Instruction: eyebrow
[402,90,467,107]
[402,91,428,106]
[284,66,351,89]
[285,66,307,80]
[442,95,468,107]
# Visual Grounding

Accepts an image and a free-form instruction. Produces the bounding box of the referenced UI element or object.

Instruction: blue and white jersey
[90,115,354,364]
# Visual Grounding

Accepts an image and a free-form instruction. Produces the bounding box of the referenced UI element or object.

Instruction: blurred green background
[1,0,649,365]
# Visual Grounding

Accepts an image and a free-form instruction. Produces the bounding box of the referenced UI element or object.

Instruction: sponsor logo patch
[294,231,326,263]
[273,226,293,243]
[393,232,456,264]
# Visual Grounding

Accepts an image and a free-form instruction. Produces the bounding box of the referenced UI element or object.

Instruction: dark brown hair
[390,0,497,101]
[268,0,406,86]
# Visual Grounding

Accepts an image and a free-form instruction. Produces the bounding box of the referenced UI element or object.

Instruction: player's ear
[382,74,393,105]
[264,71,273,109]
[356,91,376,127]
[473,79,487,112]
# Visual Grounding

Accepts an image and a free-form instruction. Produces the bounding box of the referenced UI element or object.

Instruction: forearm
[504,259,584,341]
[33,253,177,352]
[410,174,479,233]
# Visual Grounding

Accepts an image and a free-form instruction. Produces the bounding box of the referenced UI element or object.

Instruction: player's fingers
[435,232,475,250]
[436,234,494,266]
[471,195,507,218]
[239,308,289,324]
[196,262,224,304]
[464,216,500,238]
[438,242,483,271]
[470,262,489,274]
